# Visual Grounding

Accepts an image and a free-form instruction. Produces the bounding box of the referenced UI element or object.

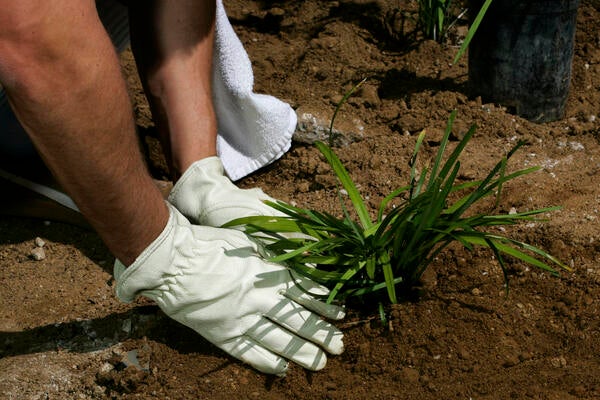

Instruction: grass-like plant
[413,0,493,62]
[454,0,493,63]
[417,0,456,42]
[225,110,568,307]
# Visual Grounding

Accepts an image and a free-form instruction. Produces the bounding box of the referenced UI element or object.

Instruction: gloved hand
[114,203,344,375]
[168,156,285,228]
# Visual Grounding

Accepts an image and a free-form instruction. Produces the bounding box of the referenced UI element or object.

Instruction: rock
[34,237,45,247]
[268,7,285,17]
[98,362,114,375]
[293,107,364,147]
[121,318,132,334]
[502,354,520,368]
[122,349,149,372]
[29,247,46,261]
[550,355,567,368]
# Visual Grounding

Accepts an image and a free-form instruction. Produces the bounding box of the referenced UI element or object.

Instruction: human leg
[0,0,168,265]
[127,0,218,180]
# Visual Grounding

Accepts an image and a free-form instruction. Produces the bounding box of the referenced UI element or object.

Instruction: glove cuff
[168,156,232,222]
[113,202,183,303]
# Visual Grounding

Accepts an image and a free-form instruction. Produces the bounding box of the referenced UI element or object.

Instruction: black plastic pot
[468,0,580,123]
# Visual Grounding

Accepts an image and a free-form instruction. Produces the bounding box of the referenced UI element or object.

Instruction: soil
[2,1,600,399]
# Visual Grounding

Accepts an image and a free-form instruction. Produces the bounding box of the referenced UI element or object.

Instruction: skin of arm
[0,0,169,265]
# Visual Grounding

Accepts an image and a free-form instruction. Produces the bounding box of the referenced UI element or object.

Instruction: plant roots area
[2,1,600,399]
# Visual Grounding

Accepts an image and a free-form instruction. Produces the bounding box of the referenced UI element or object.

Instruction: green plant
[387,0,492,63]
[454,0,493,63]
[225,111,568,307]
[417,0,455,42]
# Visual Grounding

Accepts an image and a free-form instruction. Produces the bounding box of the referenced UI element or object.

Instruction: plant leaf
[316,141,373,229]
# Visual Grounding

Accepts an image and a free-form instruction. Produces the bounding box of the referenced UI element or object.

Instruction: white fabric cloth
[212,0,296,181]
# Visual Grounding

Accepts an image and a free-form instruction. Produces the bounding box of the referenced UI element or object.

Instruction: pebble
[30,247,46,261]
[34,237,45,247]
[550,355,567,368]
[268,7,285,17]
[293,107,364,146]
[502,354,520,367]
[122,318,132,334]
[98,362,114,375]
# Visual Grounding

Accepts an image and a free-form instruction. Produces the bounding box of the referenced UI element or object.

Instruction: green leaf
[380,251,398,303]
[316,141,373,229]
[454,0,494,63]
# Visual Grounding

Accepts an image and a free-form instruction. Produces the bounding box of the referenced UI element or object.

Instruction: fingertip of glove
[305,352,328,372]
[324,332,345,356]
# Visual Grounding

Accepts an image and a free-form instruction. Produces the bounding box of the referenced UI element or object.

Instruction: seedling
[417,0,456,42]
[225,111,568,308]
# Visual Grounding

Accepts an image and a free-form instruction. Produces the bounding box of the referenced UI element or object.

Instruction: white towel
[0,0,296,182]
[212,0,296,181]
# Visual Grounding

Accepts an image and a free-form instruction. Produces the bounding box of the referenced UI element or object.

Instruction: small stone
[30,247,46,261]
[268,7,285,17]
[34,237,45,247]
[550,355,567,368]
[98,362,114,375]
[93,385,106,395]
[502,354,520,367]
[297,181,310,193]
[121,318,132,334]
[471,288,481,296]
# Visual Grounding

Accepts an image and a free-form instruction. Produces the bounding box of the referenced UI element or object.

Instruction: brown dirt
[2,1,600,399]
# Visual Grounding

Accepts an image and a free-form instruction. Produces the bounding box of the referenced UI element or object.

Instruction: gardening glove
[113,203,345,375]
[168,156,286,228]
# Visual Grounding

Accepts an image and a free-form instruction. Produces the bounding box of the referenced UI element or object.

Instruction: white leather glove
[168,156,285,228]
[114,203,344,375]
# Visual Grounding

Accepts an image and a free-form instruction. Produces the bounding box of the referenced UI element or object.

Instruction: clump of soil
[2,1,600,399]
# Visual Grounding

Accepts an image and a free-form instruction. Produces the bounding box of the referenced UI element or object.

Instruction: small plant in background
[453,0,493,62]
[412,0,493,62]
[417,0,457,42]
